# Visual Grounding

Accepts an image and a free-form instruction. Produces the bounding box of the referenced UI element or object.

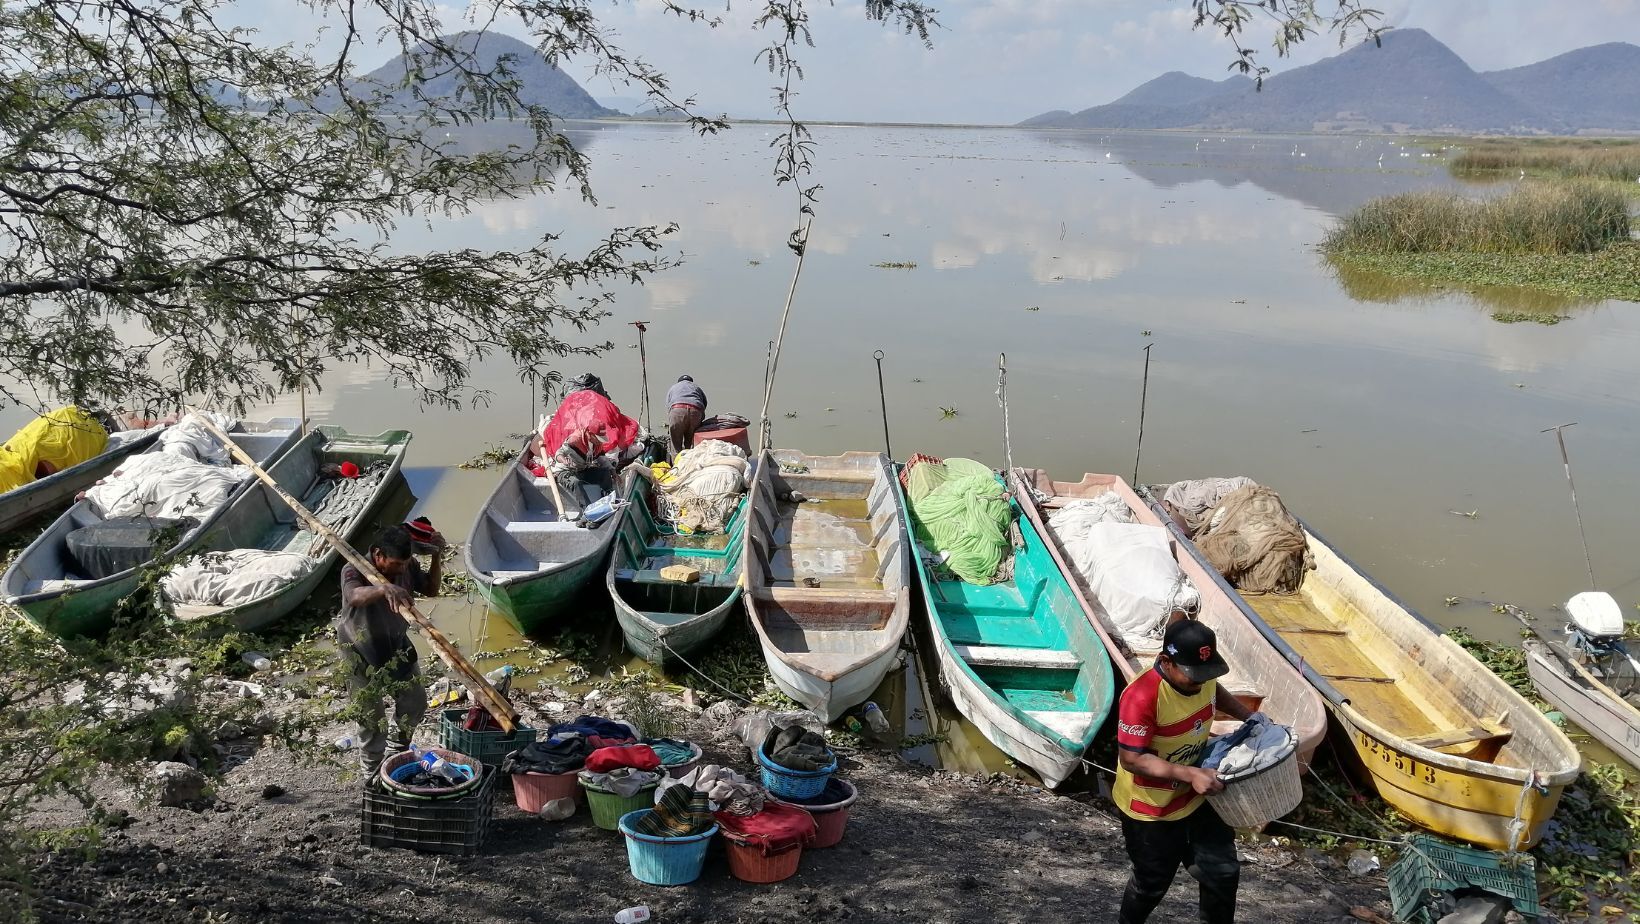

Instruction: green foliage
[1450,138,1640,183]
[1490,311,1567,325]
[1324,182,1633,256]
[1326,243,1640,305]
[457,445,519,470]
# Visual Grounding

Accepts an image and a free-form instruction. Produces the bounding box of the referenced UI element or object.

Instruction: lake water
[9,123,1640,763]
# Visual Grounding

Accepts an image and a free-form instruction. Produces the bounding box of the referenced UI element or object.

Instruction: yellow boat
[1148,486,1581,850]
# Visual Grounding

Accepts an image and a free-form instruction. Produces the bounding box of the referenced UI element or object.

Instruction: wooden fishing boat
[742,450,910,722]
[166,426,412,631]
[0,426,165,535]
[464,438,631,633]
[1525,637,1640,769]
[900,466,1117,789]
[607,469,748,665]
[1013,470,1328,771]
[1144,484,1582,849]
[1,417,304,638]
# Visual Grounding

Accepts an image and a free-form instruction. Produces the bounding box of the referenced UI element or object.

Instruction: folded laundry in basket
[585,744,661,774]
[632,783,713,837]
[762,724,833,772]
[504,737,591,775]
[1202,713,1291,778]
[548,715,638,749]
[579,768,660,798]
[662,763,766,816]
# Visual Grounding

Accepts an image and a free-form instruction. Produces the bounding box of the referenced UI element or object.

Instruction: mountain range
[1025,30,1640,135]
[316,31,617,119]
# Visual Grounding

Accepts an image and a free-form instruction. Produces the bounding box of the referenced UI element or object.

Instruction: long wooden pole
[1541,422,1596,591]
[190,413,518,732]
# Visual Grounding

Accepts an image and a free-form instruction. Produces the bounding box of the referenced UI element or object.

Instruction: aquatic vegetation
[1491,311,1568,325]
[458,444,517,470]
[1325,244,1640,305]
[1324,183,1631,256]
[938,406,958,419]
[872,261,918,269]
[1447,138,1640,184]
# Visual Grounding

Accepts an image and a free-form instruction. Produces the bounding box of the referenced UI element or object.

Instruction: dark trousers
[348,660,426,775]
[668,405,703,458]
[1118,804,1240,924]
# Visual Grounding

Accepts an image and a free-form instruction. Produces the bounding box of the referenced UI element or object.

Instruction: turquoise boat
[606,470,748,665]
[898,464,1116,788]
[464,437,631,633]
[0,417,304,638]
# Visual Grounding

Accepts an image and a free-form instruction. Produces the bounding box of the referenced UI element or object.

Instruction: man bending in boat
[665,374,706,459]
[1113,619,1252,924]
[337,523,445,776]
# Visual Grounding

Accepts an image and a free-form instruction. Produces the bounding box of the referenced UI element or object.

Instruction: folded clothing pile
[661,763,766,816]
[585,744,661,773]
[631,783,715,838]
[713,802,818,855]
[504,737,592,776]
[579,767,661,798]
[1201,713,1294,779]
[762,724,834,772]
[644,738,697,767]
[546,715,638,749]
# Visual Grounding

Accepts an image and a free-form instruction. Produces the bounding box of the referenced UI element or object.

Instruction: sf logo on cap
[1199,646,1213,661]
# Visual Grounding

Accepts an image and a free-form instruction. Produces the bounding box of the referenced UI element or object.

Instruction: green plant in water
[939,406,958,419]
[872,261,917,269]
[458,444,517,470]
[1491,311,1567,325]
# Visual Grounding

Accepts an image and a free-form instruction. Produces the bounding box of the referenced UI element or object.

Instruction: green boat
[606,470,748,665]
[897,461,1116,789]
[463,437,632,633]
[166,426,412,632]
[1,417,305,638]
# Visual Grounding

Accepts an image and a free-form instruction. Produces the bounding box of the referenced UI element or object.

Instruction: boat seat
[1404,717,1512,761]
[955,644,1081,671]
[615,568,733,588]
[504,519,569,533]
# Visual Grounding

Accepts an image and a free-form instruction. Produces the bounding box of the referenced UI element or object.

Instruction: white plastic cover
[1567,590,1626,638]
[1058,521,1199,646]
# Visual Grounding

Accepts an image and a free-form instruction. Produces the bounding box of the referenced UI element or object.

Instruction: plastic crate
[437,708,537,767]
[361,764,497,855]
[1388,834,1539,923]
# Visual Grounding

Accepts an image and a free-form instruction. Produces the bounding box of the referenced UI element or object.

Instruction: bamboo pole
[188,413,518,732]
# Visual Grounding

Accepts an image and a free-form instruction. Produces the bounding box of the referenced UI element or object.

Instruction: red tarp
[539,390,639,458]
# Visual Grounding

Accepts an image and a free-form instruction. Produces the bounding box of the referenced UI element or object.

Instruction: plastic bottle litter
[411,746,473,785]
[863,702,891,734]
[843,716,864,734]
[614,907,651,924]
[1346,849,1380,876]
[538,798,575,822]
[334,735,354,751]
[242,651,272,672]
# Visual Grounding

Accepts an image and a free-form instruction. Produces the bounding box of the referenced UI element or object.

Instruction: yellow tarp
[0,406,108,493]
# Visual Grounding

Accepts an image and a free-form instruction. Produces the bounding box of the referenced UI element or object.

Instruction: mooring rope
[996,353,1017,484]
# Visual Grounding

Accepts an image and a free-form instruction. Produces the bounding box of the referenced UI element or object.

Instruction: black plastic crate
[437,708,538,767]
[361,764,497,856]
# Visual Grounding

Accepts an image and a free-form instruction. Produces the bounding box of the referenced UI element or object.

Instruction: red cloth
[539,390,639,458]
[584,744,661,773]
[714,802,818,856]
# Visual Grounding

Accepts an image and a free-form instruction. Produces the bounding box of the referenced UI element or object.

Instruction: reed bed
[1324,182,1632,255]
[1449,138,1640,183]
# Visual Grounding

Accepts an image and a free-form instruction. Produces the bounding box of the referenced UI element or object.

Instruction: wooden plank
[955,644,1081,670]
[1326,673,1396,684]
[189,413,519,733]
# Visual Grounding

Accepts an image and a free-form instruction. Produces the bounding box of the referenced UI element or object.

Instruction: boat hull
[0,429,162,534]
[1525,639,1640,770]
[760,634,902,723]
[927,633,1082,788]
[474,554,608,634]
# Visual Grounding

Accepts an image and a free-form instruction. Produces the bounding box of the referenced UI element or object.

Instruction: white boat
[742,449,911,722]
[1524,592,1640,769]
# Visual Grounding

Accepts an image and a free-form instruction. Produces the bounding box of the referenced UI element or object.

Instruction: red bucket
[724,840,803,883]
[777,779,857,849]
[511,771,582,814]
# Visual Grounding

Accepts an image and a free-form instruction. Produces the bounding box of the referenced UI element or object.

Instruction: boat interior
[4,420,301,595]
[746,451,906,673]
[611,474,747,622]
[469,460,612,581]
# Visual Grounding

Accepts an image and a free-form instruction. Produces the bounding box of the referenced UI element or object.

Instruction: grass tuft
[1324,182,1632,256]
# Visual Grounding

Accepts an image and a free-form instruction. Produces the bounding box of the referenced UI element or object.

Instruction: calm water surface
[16,124,1640,703]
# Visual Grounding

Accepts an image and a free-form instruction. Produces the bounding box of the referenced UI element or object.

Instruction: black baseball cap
[1161,619,1230,683]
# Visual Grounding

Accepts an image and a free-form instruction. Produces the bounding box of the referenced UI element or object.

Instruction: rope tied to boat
[1504,769,1547,855]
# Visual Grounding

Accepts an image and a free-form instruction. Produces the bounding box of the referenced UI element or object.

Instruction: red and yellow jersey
[1112,667,1215,822]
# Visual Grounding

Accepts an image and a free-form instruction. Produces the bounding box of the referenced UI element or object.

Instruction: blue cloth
[546,715,636,747]
[1200,712,1268,770]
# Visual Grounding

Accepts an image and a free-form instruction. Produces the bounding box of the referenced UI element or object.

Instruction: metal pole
[996,353,1015,480]
[1132,343,1153,486]
[1541,422,1597,590]
[629,321,652,433]
[873,349,892,460]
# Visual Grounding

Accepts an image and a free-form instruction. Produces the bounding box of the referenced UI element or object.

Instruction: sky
[233,0,1640,124]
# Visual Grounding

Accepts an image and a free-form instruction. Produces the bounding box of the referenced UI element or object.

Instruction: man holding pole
[337,523,445,776]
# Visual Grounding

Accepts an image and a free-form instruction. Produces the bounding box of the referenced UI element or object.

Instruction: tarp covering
[906,457,1011,586]
[1196,485,1313,595]
[0,406,109,493]
[655,440,749,533]
[84,452,245,520]
[539,390,639,458]
[1048,492,1199,647]
[160,549,315,607]
[66,516,195,580]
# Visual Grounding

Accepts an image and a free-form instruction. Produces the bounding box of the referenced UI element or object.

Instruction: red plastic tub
[511,770,582,814]
[724,839,803,883]
[693,427,750,454]
[776,778,857,848]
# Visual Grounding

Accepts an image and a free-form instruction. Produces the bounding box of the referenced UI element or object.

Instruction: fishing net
[655,441,749,533]
[907,457,1011,586]
[1196,485,1312,594]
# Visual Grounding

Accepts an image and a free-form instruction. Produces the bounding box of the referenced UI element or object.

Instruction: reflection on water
[1328,258,1600,317]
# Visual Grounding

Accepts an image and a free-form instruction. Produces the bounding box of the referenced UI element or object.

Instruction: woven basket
[618,810,718,886]
[379,746,483,799]
[1205,727,1301,828]
[775,778,858,849]
[756,744,837,800]
[511,770,582,814]
[581,779,659,831]
[724,838,803,883]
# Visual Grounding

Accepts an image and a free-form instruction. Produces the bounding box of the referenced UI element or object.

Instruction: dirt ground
[18,686,1407,924]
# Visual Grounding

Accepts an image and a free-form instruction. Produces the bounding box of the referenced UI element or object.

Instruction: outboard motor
[1565,591,1640,696]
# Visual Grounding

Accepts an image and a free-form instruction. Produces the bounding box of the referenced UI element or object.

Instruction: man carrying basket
[1113,619,1253,924]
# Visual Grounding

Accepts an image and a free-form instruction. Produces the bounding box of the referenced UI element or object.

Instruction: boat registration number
[1357,731,1437,785]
